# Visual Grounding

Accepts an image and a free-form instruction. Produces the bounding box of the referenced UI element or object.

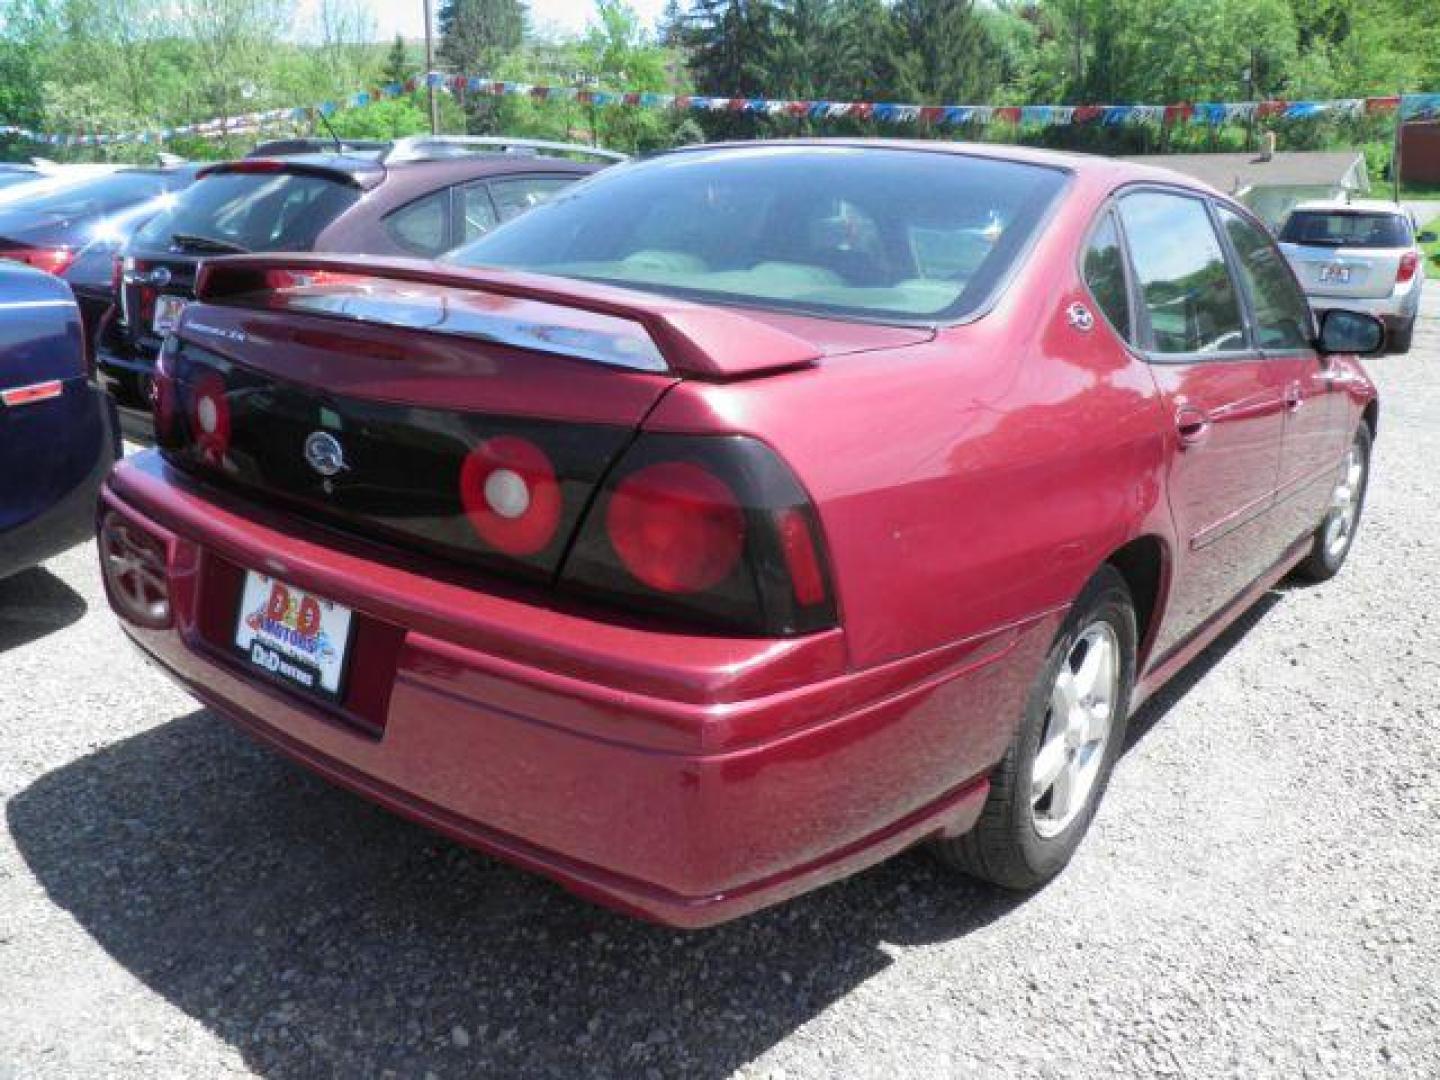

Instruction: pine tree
[658,0,686,48]
[382,33,410,87]
[437,0,525,75]
[684,0,780,98]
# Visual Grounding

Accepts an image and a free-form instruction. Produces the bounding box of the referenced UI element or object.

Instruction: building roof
[1116,150,1366,195]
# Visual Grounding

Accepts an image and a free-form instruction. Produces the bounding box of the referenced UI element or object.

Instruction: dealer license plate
[1319,264,1351,285]
[233,571,354,701]
[152,294,188,334]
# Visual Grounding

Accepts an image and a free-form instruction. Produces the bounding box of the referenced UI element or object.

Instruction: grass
[1420,214,1440,280]
[1400,181,1440,201]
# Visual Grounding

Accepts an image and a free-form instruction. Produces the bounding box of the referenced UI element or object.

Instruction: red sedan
[98,142,1382,927]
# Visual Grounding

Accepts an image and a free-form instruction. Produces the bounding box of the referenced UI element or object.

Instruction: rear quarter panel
[0,265,111,557]
[645,172,1175,671]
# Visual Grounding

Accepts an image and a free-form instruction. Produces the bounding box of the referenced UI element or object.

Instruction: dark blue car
[0,262,119,581]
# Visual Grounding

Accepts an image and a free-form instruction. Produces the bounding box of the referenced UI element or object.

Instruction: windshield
[445,146,1068,323]
[134,170,361,253]
[1280,210,1412,249]
[3,172,173,217]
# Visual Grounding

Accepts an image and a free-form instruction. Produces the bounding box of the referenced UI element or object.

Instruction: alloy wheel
[1031,623,1120,839]
[1323,441,1366,561]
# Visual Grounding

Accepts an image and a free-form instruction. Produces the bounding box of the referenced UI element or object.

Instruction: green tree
[438,0,525,74]
[383,33,411,86]
[892,0,1001,104]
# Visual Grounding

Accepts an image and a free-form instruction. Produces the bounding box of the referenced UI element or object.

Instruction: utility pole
[1393,88,1404,204]
[424,0,440,135]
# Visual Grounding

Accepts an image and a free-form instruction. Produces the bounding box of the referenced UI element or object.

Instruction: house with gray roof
[1117,147,1370,231]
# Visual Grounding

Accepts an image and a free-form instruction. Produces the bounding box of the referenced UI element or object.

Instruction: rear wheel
[932,567,1136,890]
[1292,424,1372,582]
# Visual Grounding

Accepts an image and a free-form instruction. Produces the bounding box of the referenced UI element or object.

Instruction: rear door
[1217,205,1344,548]
[1116,189,1291,657]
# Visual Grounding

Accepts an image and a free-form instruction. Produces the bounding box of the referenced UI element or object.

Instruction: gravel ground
[2,298,1438,1080]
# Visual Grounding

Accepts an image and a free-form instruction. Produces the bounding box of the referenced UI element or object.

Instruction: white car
[1278,199,1424,354]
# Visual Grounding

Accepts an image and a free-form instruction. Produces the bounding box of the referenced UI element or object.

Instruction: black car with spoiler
[95,136,625,414]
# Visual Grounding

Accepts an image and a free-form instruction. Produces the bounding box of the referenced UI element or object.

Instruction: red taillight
[1398,252,1419,284]
[99,510,171,628]
[215,159,287,174]
[562,435,836,635]
[2,246,76,276]
[187,370,231,463]
[459,435,563,556]
[777,507,826,607]
[606,462,746,594]
[111,254,123,292]
[137,284,157,325]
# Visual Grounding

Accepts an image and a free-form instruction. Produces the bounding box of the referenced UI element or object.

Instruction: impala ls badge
[1067,302,1095,332]
[304,431,347,478]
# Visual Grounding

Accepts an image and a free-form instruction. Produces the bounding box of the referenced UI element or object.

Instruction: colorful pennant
[0,75,1429,149]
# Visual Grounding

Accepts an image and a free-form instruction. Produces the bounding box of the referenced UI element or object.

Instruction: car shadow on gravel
[6,589,1286,1079]
[7,709,1024,1079]
[0,567,87,655]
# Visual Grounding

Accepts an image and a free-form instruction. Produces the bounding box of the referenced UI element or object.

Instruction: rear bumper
[1309,278,1421,326]
[100,453,1054,927]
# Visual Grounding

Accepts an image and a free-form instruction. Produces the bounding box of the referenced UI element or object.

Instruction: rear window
[1280,211,1412,249]
[445,147,1068,323]
[7,172,172,216]
[134,170,361,253]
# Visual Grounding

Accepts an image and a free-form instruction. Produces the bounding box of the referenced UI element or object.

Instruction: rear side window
[1279,211,1412,249]
[1083,212,1132,341]
[460,182,499,242]
[1220,208,1312,351]
[385,189,452,256]
[488,176,573,223]
[1119,192,1247,356]
[134,171,361,252]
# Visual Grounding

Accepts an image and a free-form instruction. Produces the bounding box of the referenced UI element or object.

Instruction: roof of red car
[672,139,1221,197]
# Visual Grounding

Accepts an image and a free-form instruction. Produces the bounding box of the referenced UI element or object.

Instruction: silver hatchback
[1278,199,1424,354]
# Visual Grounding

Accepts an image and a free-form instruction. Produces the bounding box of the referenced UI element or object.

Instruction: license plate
[1319,264,1351,285]
[152,295,188,334]
[233,571,354,701]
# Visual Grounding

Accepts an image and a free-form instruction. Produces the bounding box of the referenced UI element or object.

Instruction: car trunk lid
[156,255,904,586]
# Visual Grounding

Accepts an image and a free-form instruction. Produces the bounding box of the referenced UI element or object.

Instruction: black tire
[932,566,1137,891]
[1387,316,1414,355]
[1292,424,1372,583]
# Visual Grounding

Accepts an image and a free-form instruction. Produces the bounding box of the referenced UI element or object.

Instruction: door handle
[1284,381,1303,412]
[1175,406,1211,449]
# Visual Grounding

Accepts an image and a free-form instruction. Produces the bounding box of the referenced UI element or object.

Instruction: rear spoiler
[196,158,386,190]
[192,254,821,381]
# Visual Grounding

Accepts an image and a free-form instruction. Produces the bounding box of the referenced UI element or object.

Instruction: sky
[349,0,670,41]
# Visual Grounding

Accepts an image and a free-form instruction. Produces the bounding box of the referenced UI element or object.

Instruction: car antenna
[315,111,345,155]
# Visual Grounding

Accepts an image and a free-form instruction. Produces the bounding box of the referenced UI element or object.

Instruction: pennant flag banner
[0,76,1433,149]
[1401,94,1440,122]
